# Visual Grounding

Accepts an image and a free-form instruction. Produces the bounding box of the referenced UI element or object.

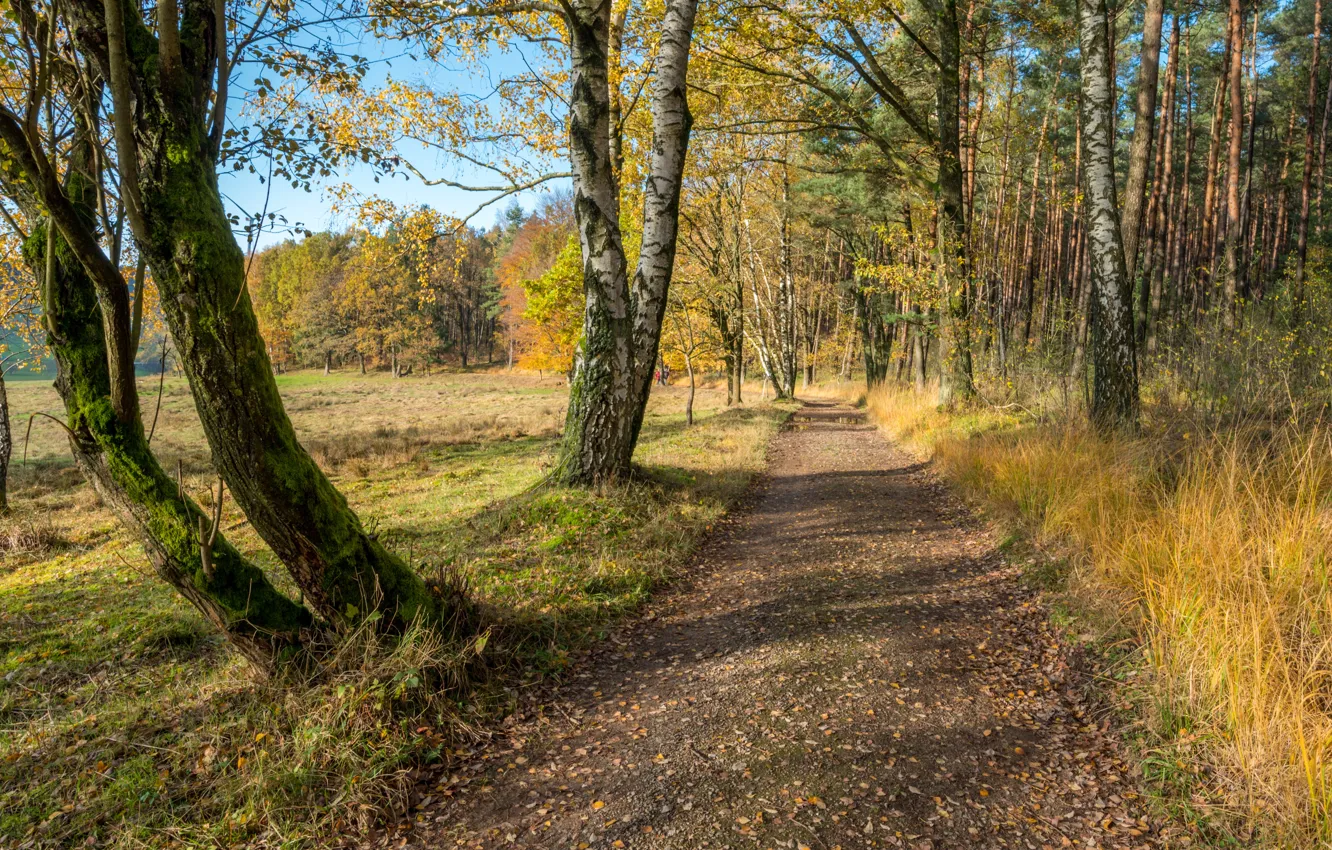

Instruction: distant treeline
[248,196,580,376]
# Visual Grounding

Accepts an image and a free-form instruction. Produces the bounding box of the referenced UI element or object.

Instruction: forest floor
[403,401,1185,850]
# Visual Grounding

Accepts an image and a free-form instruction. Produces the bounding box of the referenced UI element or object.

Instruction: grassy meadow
[862,382,1332,848]
[0,369,792,848]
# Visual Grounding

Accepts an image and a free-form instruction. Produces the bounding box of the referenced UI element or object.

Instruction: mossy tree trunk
[0,135,311,671]
[34,223,314,670]
[46,0,461,635]
[554,0,639,485]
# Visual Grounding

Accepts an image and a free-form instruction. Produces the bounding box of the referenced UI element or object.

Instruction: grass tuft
[0,516,66,559]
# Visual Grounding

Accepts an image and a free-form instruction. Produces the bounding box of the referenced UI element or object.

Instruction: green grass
[1,369,792,847]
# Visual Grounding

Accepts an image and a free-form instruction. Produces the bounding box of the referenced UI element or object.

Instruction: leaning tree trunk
[138,131,446,634]
[1078,0,1140,429]
[626,0,701,445]
[0,136,312,668]
[60,0,457,636]
[33,221,313,670]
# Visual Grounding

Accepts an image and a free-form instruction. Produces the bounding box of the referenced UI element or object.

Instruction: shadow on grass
[382,404,792,678]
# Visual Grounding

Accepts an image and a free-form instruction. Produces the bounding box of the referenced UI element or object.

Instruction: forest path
[414,401,1174,850]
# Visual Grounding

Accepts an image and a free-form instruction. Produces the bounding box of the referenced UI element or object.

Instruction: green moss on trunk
[131,92,460,636]
[28,220,311,671]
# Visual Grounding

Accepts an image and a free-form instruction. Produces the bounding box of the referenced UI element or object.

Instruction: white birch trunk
[1078,0,1140,429]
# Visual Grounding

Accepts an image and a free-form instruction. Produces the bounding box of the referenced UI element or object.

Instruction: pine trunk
[1121,0,1166,282]
[1295,0,1323,290]
[1221,0,1245,324]
[932,0,975,406]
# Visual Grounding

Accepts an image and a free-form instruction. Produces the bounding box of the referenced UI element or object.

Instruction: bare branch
[399,158,570,194]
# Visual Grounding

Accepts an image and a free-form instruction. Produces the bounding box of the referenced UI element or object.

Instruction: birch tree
[363,0,702,483]
[1078,0,1140,428]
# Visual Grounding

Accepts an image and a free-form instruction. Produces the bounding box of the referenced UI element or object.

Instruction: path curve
[412,401,1173,850]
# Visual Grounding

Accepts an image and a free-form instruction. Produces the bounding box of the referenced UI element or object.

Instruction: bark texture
[0,132,313,667]
[559,0,700,483]
[1120,0,1165,282]
[55,0,456,636]
[928,0,975,407]
[555,0,638,485]
[32,220,312,670]
[1078,0,1140,429]
[1221,0,1245,322]
[1295,0,1323,290]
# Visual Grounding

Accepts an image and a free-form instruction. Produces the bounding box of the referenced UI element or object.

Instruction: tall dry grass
[866,382,1332,846]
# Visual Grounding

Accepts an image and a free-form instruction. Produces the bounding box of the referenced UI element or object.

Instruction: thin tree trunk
[1319,32,1332,233]
[1121,0,1166,282]
[1238,9,1259,293]
[1170,31,1195,323]
[1221,0,1244,325]
[775,164,798,397]
[0,370,9,514]
[1143,14,1180,351]
[1200,74,1228,288]
[684,352,695,426]
[1295,0,1324,291]
[1272,108,1298,281]
[1020,73,1061,346]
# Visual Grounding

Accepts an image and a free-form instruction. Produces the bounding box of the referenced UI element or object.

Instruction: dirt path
[412,401,1175,850]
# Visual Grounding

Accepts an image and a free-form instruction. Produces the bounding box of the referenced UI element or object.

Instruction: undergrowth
[865,381,1332,848]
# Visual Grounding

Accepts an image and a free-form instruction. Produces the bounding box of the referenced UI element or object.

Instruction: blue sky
[220,37,567,248]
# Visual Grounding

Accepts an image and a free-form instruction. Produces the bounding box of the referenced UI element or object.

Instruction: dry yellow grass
[865,382,1332,847]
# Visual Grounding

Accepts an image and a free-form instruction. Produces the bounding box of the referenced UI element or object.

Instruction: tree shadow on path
[395,400,1181,850]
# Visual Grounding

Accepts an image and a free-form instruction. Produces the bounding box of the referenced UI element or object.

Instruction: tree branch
[102,0,148,241]
[881,8,941,68]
